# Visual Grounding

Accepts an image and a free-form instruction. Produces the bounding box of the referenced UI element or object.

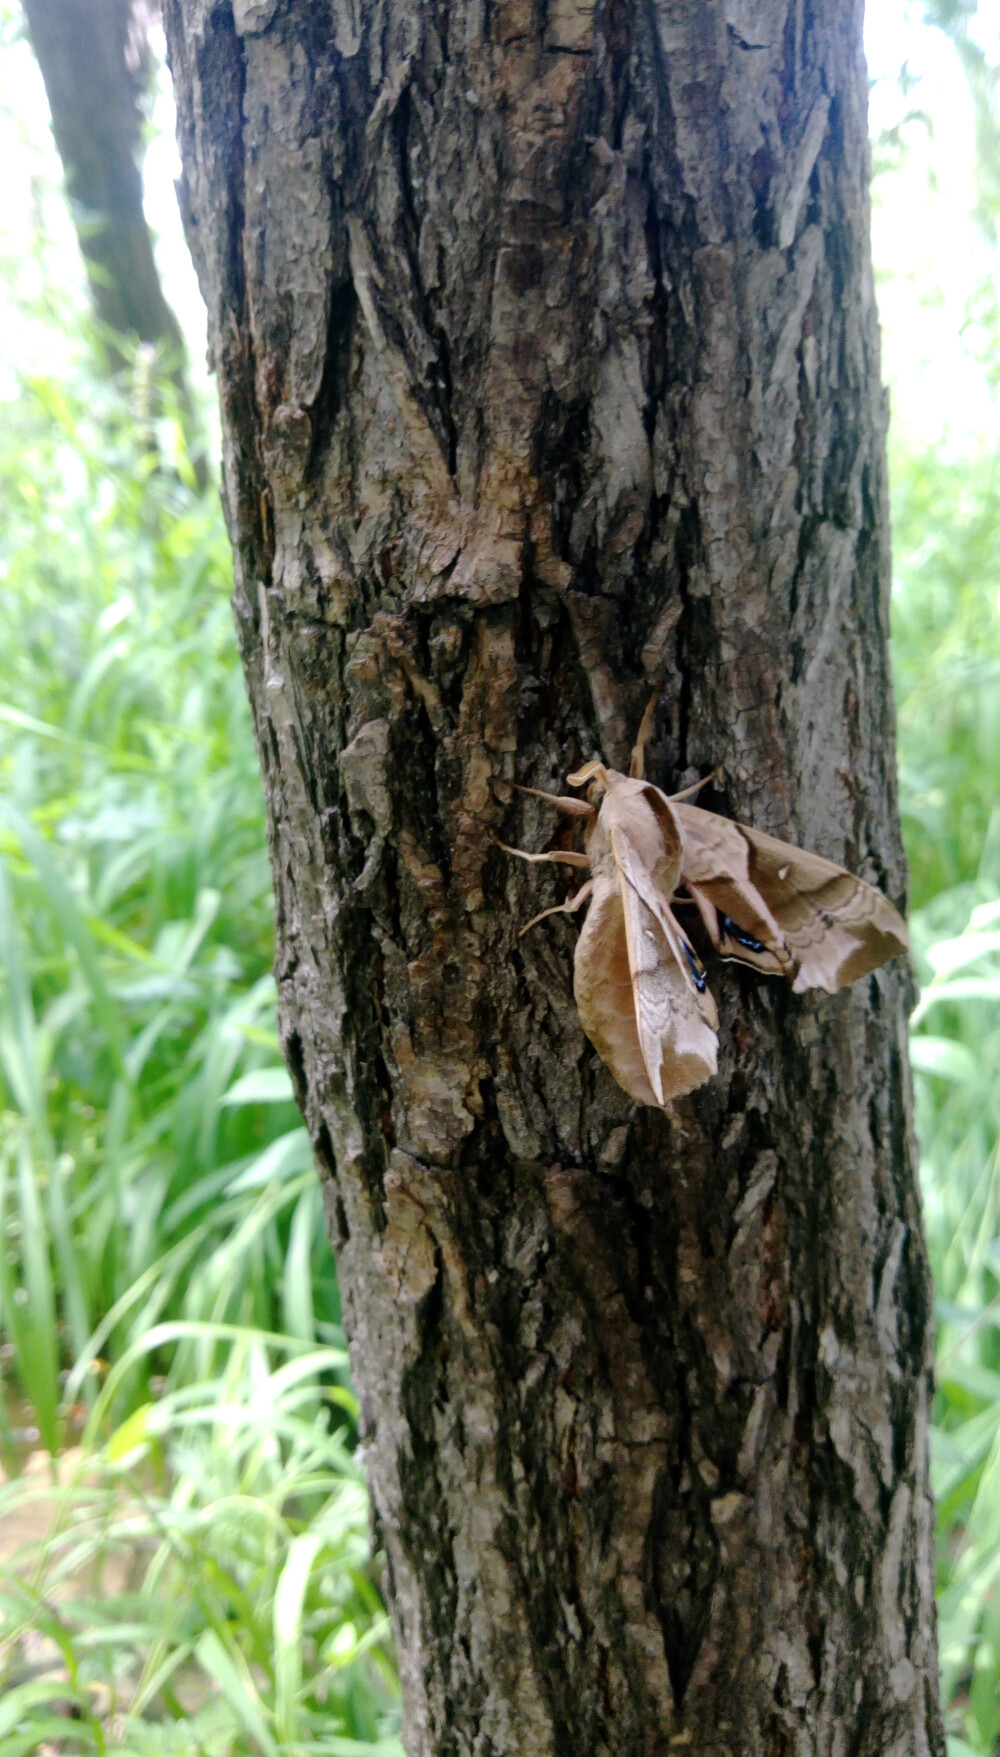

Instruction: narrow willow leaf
[194,1628,278,1757]
[274,1530,325,1743]
[222,1066,295,1106]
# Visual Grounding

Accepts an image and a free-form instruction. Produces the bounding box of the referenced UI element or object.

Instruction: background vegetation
[0,2,999,1754]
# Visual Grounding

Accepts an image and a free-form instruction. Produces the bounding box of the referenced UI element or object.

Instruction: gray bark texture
[23,0,184,359]
[24,0,209,483]
[162,3,944,1752]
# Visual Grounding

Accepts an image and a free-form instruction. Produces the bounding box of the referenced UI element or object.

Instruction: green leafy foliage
[0,1332,399,1756]
[919,1,1000,243]
[0,323,398,1746]
[892,422,1000,1750]
[892,443,1000,909]
[872,15,1000,1734]
[0,357,319,1407]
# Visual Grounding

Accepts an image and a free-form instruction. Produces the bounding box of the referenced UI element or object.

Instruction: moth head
[567,759,608,805]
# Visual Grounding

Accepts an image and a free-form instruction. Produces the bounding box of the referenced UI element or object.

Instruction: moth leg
[514,784,595,818]
[519,880,593,937]
[667,764,725,803]
[495,836,591,869]
[629,692,660,779]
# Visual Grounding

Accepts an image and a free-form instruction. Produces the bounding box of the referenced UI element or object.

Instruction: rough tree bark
[163,3,943,1752]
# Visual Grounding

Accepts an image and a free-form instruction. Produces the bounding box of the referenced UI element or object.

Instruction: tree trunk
[163,3,944,1752]
[24,0,180,354]
[24,0,206,478]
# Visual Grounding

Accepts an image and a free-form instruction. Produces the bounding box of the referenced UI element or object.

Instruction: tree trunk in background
[23,0,205,477]
[163,2,944,1751]
[24,0,180,352]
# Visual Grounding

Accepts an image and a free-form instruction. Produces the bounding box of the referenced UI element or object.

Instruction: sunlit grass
[890,423,1000,1753]
[0,1331,399,1756]
[0,348,400,1750]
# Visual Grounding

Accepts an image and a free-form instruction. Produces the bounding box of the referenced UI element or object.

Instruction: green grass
[0,334,401,1748]
[890,427,1000,1753]
[0,361,319,1408]
[0,1330,397,1757]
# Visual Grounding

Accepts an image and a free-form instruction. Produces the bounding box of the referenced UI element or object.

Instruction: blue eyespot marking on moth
[682,941,708,992]
[719,914,766,955]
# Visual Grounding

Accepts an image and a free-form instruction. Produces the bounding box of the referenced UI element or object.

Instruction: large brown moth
[499,704,909,1107]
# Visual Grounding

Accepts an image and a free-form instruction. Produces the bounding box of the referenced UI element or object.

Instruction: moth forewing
[538,768,713,1106]
[573,877,662,1108]
[614,870,719,1103]
[609,825,716,1023]
[573,867,718,1108]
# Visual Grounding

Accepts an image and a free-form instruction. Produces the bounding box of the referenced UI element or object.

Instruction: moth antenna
[629,692,660,779]
[668,764,725,803]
